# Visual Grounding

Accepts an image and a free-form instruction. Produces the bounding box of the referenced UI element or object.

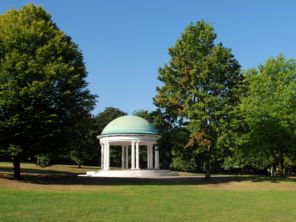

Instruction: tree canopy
[154,21,243,179]
[232,55,296,175]
[0,4,96,177]
[94,107,127,134]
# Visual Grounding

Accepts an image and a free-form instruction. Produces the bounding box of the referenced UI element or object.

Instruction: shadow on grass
[69,166,99,169]
[0,174,242,186]
[1,168,296,186]
[0,166,76,175]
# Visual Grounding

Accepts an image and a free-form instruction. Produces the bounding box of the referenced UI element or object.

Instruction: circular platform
[81,169,178,178]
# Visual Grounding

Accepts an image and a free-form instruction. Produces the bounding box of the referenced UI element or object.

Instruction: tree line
[154,21,296,179]
[1,4,296,179]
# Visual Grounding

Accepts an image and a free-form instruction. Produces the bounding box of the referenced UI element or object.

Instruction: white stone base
[80,169,178,178]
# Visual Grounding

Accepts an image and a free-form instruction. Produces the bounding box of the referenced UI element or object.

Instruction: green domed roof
[101,115,158,135]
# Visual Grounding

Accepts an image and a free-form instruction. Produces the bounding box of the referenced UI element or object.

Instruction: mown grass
[1,162,296,222]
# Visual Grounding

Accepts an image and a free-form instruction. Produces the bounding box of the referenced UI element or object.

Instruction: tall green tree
[154,21,243,179]
[0,4,96,178]
[235,55,296,176]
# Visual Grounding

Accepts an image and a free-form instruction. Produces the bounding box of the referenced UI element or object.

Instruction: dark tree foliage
[94,107,127,167]
[0,4,96,178]
[134,109,190,169]
[95,107,127,134]
[134,109,171,168]
[66,114,98,168]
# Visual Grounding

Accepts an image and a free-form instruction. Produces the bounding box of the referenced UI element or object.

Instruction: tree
[64,107,127,168]
[134,109,172,168]
[134,109,190,169]
[235,55,296,176]
[94,107,127,167]
[0,4,96,178]
[94,107,127,133]
[67,114,98,168]
[154,21,243,179]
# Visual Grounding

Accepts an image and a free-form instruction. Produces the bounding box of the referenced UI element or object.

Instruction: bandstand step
[80,169,178,178]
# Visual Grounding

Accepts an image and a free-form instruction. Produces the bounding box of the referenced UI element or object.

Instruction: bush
[172,156,196,172]
[36,154,50,167]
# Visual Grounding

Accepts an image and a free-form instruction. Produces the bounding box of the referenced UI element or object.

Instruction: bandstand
[85,115,177,177]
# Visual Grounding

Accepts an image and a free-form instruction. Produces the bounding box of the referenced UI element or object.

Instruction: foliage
[172,154,196,172]
[134,109,169,167]
[36,154,50,167]
[94,107,127,133]
[7,144,23,158]
[65,114,98,167]
[134,109,190,168]
[94,107,127,167]
[64,107,126,167]
[154,21,243,178]
[0,4,96,177]
[233,55,296,175]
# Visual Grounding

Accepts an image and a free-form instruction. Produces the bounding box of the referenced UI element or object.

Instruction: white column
[149,144,153,169]
[106,142,110,170]
[125,146,129,168]
[136,141,140,169]
[100,143,104,170]
[154,145,159,169]
[121,146,125,168]
[103,142,107,170]
[147,145,150,169]
[131,141,135,169]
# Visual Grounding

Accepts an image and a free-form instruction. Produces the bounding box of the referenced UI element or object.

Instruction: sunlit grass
[1,162,296,221]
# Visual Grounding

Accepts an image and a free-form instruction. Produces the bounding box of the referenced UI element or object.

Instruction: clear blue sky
[1,0,296,115]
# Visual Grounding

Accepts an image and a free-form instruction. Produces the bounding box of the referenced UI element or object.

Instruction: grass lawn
[1,162,296,222]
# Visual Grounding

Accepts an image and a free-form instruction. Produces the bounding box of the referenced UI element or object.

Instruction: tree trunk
[279,152,285,177]
[273,163,277,176]
[280,161,285,177]
[13,156,21,179]
[270,163,276,176]
[204,159,211,180]
[204,145,211,180]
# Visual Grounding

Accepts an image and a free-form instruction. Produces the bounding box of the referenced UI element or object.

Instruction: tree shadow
[0,166,76,175]
[1,164,296,186]
[1,170,295,186]
[69,166,99,170]
[248,175,296,183]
